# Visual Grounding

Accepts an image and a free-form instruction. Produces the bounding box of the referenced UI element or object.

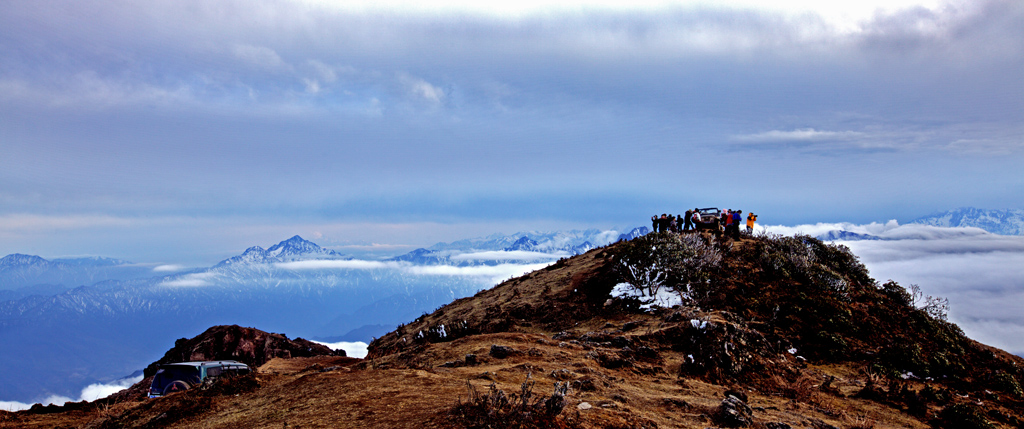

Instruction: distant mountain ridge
[909,207,1024,235]
[813,207,1024,242]
[815,230,881,242]
[391,228,641,265]
[216,235,347,267]
[0,253,152,293]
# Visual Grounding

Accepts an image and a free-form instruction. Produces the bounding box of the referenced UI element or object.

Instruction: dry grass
[846,412,877,429]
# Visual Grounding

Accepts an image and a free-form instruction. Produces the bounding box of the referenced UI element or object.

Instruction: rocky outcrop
[143,325,340,377]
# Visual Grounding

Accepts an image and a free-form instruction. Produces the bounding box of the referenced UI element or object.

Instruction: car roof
[160,360,249,368]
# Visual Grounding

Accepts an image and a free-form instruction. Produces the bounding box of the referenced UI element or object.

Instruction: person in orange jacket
[746,212,757,234]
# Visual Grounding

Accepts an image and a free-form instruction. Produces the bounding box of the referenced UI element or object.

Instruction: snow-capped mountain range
[0,253,155,299]
[813,207,1024,242]
[390,227,646,265]
[908,207,1024,235]
[215,235,348,267]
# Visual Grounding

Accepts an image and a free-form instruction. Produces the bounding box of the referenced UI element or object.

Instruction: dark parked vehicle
[149,361,251,398]
[695,208,722,232]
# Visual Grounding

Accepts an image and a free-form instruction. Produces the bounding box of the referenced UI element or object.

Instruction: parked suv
[149,361,251,398]
[695,207,722,231]
[697,207,721,223]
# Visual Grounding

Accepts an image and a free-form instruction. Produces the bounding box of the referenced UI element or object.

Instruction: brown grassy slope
[0,335,926,429]
[368,233,1024,427]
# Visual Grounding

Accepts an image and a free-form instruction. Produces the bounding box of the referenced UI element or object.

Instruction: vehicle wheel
[163,380,191,395]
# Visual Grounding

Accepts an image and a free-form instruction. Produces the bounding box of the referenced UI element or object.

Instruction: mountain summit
[0,254,49,267]
[216,235,345,266]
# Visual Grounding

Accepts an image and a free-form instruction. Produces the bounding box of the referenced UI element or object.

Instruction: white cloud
[0,73,195,109]
[312,341,369,358]
[763,220,998,241]
[594,230,624,245]
[406,262,552,283]
[0,400,39,412]
[79,376,143,402]
[275,258,553,283]
[275,260,397,270]
[153,264,187,272]
[733,128,866,143]
[0,375,142,411]
[303,78,321,94]
[450,250,565,262]
[332,243,417,251]
[232,44,289,70]
[398,73,446,104]
[307,60,340,83]
[159,272,217,287]
[944,138,1024,156]
[296,0,963,31]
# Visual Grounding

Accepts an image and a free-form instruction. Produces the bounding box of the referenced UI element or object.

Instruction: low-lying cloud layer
[450,250,567,262]
[156,252,558,288]
[274,258,554,283]
[773,222,1024,355]
[312,341,370,359]
[0,375,143,412]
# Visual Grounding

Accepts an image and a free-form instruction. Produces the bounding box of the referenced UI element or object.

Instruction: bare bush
[615,234,671,296]
[449,375,578,429]
[614,233,721,306]
[909,284,950,321]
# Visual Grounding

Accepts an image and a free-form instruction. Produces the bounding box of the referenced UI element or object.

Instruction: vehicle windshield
[151,366,201,393]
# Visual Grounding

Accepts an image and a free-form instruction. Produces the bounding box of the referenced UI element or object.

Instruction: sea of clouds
[0,375,143,412]
[313,341,370,359]
[765,222,1024,356]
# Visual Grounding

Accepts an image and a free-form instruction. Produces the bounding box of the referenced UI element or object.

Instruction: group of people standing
[719,209,758,239]
[651,213,686,233]
[650,209,758,239]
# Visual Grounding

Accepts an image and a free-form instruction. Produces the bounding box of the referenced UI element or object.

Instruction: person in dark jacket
[732,210,743,239]
[683,209,693,232]
[652,215,658,233]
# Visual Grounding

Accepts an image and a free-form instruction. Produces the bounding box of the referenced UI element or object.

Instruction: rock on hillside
[143,324,341,378]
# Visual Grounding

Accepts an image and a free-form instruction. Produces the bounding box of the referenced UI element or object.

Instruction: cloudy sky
[1,0,1022,264]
